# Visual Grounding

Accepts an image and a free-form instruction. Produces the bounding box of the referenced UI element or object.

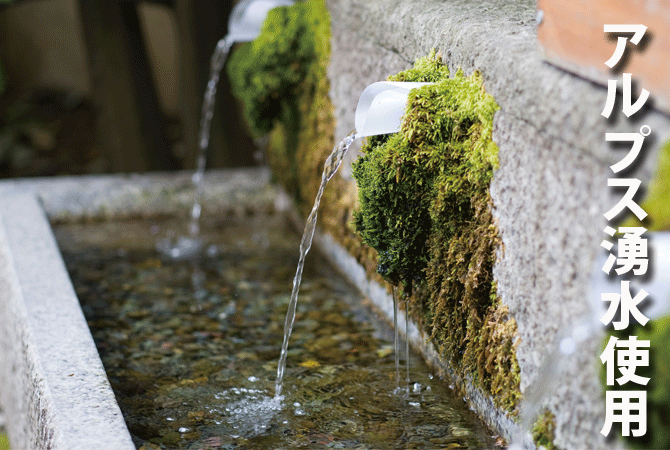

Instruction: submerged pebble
[56,213,499,449]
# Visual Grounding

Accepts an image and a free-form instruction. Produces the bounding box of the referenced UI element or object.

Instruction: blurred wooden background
[0,0,256,176]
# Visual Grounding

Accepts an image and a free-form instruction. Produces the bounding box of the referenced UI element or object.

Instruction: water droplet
[178,427,190,433]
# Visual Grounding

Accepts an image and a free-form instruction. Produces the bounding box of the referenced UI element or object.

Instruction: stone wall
[323,1,670,449]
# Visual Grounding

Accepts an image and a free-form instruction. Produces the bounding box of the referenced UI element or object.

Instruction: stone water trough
[3,1,670,449]
[0,168,493,447]
[0,169,516,449]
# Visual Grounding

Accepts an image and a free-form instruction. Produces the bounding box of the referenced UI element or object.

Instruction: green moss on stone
[227,15,521,413]
[603,315,670,449]
[227,0,324,137]
[352,53,520,411]
[532,410,559,450]
[227,0,333,204]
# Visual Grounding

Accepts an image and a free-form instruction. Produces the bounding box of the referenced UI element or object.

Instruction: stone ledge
[0,168,274,221]
[0,192,135,450]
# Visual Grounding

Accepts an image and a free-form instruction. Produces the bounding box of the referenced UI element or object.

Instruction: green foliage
[227,0,328,137]
[603,315,670,449]
[226,0,332,205]
[387,52,450,83]
[352,53,520,410]
[0,434,8,450]
[352,129,432,286]
[532,410,558,450]
[622,139,670,231]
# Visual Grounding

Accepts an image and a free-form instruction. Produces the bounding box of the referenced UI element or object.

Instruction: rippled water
[56,210,500,449]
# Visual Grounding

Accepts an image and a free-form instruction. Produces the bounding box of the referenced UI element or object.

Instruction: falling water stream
[393,287,400,388]
[155,29,424,443]
[275,130,360,397]
[190,37,233,238]
[391,287,411,395]
[405,297,410,395]
[157,37,232,261]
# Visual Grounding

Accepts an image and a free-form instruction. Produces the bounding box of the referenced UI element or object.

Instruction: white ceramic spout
[355,81,434,138]
[227,0,296,43]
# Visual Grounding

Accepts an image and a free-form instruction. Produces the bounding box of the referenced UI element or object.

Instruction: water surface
[56,210,500,449]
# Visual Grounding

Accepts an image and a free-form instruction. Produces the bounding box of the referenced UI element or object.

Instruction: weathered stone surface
[0,193,135,450]
[326,0,670,448]
[0,168,274,222]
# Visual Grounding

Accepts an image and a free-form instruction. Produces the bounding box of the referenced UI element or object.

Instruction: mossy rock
[532,410,559,450]
[227,0,333,205]
[227,5,521,413]
[352,52,520,411]
[226,0,363,246]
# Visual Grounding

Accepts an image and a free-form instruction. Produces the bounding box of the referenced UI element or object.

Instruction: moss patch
[226,0,366,249]
[352,53,520,411]
[602,315,670,449]
[227,0,333,205]
[532,410,558,450]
